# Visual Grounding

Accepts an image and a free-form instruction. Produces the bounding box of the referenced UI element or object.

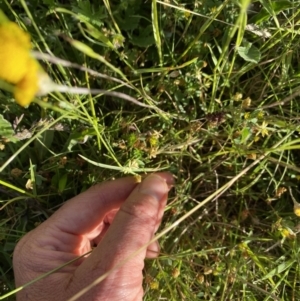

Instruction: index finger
[46,176,138,235]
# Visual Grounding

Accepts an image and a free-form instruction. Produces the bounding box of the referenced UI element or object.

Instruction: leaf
[131,25,155,48]
[272,0,293,12]
[0,115,18,143]
[241,127,252,144]
[83,23,114,49]
[0,115,13,137]
[250,0,293,24]
[118,14,140,31]
[237,41,261,63]
[64,128,96,151]
[51,173,59,188]
[261,259,295,280]
[28,160,37,195]
[71,2,105,26]
[152,0,163,65]
[116,0,142,31]
[58,173,68,193]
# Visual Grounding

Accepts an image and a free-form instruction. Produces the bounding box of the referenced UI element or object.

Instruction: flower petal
[14,59,39,107]
[0,22,32,84]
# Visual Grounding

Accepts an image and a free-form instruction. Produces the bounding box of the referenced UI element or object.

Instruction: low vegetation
[1,0,300,300]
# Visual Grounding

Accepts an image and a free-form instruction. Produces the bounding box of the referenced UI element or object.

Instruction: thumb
[68,173,173,300]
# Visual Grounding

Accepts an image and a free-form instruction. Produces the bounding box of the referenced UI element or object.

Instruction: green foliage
[1,0,300,300]
[250,0,294,24]
[237,40,261,63]
[0,115,16,143]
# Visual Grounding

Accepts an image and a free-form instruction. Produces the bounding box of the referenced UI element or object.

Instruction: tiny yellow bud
[149,281,159,290]
[233,92,243,101]
[172,268,180,278]
[294,202,300,217]
[242,97,251,108]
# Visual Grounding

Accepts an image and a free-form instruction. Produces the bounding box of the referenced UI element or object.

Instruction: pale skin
[13,173,174,301]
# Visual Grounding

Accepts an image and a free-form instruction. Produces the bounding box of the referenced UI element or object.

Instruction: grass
[1,0,300,300]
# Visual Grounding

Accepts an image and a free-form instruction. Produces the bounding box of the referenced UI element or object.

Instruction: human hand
[13,172,173,301]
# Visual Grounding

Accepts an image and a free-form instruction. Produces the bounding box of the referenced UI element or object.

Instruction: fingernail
[139,174,169,201]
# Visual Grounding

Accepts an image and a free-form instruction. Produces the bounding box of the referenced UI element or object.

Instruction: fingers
[68,173,173,299]
[146,241,160,258]
[92,211,163,255]
[44,176,139,235]
[95,172,173,262]
[93,221,161,258]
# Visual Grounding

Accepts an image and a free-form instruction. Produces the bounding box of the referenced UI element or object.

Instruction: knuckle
[120,194,158,226]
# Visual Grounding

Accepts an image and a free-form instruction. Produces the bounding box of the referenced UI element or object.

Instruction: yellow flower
[244,112,250,119]
[280,227,296,239]
[257,110,265,119]
[242,97,251,108]
[0,22,31,82]
[233,92,243,101]
[256,121,269,137]
[294,203,300,217]
[260,121,269,137]
[247,153,257,160]
[0,17,40,106]
[14,58,39,106]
